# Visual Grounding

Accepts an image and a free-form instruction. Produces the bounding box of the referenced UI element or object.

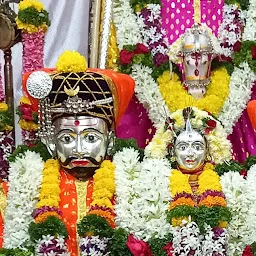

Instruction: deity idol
[114,107,256,255]
[0,51,135,255]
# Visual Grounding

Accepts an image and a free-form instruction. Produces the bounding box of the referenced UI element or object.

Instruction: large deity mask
[23,51,135,179]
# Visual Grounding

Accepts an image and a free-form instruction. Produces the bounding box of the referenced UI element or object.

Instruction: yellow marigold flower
[56,50,87,73]
[19,119,38,131]
[40,184,60,196]
[5,125,13,131]
[100,160,115,170]
[16,19,48,33]
[93,188,113,199]
[19,96,31,105]
[94,168,114,180]
[0,103,8,112]
[219,221,228,228]
[92,198,113,209]
[44,159,60,169]
[93,178,116,194]
[171,216,189,227]
[42,175,59,185]
[198,166,222,194]
[158,67,230,116]
[37,199,59,208]
[19,0,44,12]
[170,170,192,196]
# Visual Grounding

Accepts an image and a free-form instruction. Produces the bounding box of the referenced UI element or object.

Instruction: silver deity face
[53,116,110,171]
[174,130,207,170]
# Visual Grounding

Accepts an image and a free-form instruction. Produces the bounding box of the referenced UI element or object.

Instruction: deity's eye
[193,143,204,151]
[85,133,100,143]
[177,144,187,151]
[59,134,74,144]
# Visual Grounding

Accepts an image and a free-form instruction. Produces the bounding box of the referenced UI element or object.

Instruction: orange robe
[59,170,94,256]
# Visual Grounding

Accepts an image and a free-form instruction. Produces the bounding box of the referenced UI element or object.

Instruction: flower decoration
[126,234,153,256]
[243,245,254,256]
[158,68,230,116]
[56,50,87,73]
[16,0,50,33]
[218,4,244,58]
[3,151,44,248]
[145,107,232,164]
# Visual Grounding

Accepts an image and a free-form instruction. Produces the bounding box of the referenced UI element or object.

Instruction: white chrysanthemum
[219,62,256,135]
[220,168,256,256]
[132,64,170,126]
[115,150,171,241]
[3,150,44,248]
[112,0,144,49]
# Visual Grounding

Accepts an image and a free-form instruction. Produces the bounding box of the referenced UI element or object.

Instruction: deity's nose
[73,135,86,158]
[187,147,195,157]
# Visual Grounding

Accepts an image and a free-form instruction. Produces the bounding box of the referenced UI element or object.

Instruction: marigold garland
[19,119,39,132]
[169,163,229,228]
[158,67,230,116]
[19,0,44,11]
[197,163,222,194]
[92,160,116,205]
[36,159,60,211]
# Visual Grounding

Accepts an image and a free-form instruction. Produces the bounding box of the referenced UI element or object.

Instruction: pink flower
[134,43,149,54]
[126,235,152,256]
[20,104,33,121]
[242,245,253,256]
[163,242,173,256]
[120,49,135,65]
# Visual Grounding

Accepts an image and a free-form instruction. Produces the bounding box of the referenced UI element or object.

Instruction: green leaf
[77,214,113,238]
[28,216,68,242]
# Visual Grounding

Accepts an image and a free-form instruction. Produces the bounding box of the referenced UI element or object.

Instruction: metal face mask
[174,130,207,171]
[53,116,110,178]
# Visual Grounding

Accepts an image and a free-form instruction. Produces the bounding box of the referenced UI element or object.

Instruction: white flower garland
[218,4,244,57]
[131,64,170,126]
[112,0,143,49]
[114,148,141,234]
[242,0,256,41]
[218,62,256,135]
[3,151,44,248]
[171,221,228,255]
[114,148,172,241]
[220,166,256,256]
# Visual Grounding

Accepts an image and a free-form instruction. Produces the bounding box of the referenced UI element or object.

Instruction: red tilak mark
[74,120,80,126]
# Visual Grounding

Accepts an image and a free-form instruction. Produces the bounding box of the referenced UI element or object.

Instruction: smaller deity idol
[1,51,135,255]
[172,118,208,193]
[125,107,233,255]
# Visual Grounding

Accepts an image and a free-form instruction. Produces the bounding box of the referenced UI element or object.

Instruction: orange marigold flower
[198,195,227,207]
[169,197,196,209]
[88,209,115,228]
[35,211,61,223]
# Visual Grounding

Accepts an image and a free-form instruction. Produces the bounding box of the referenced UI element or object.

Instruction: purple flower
[153,52,169,66]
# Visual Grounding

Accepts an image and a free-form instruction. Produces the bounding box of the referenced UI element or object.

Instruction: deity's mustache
[61,156,101,166]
